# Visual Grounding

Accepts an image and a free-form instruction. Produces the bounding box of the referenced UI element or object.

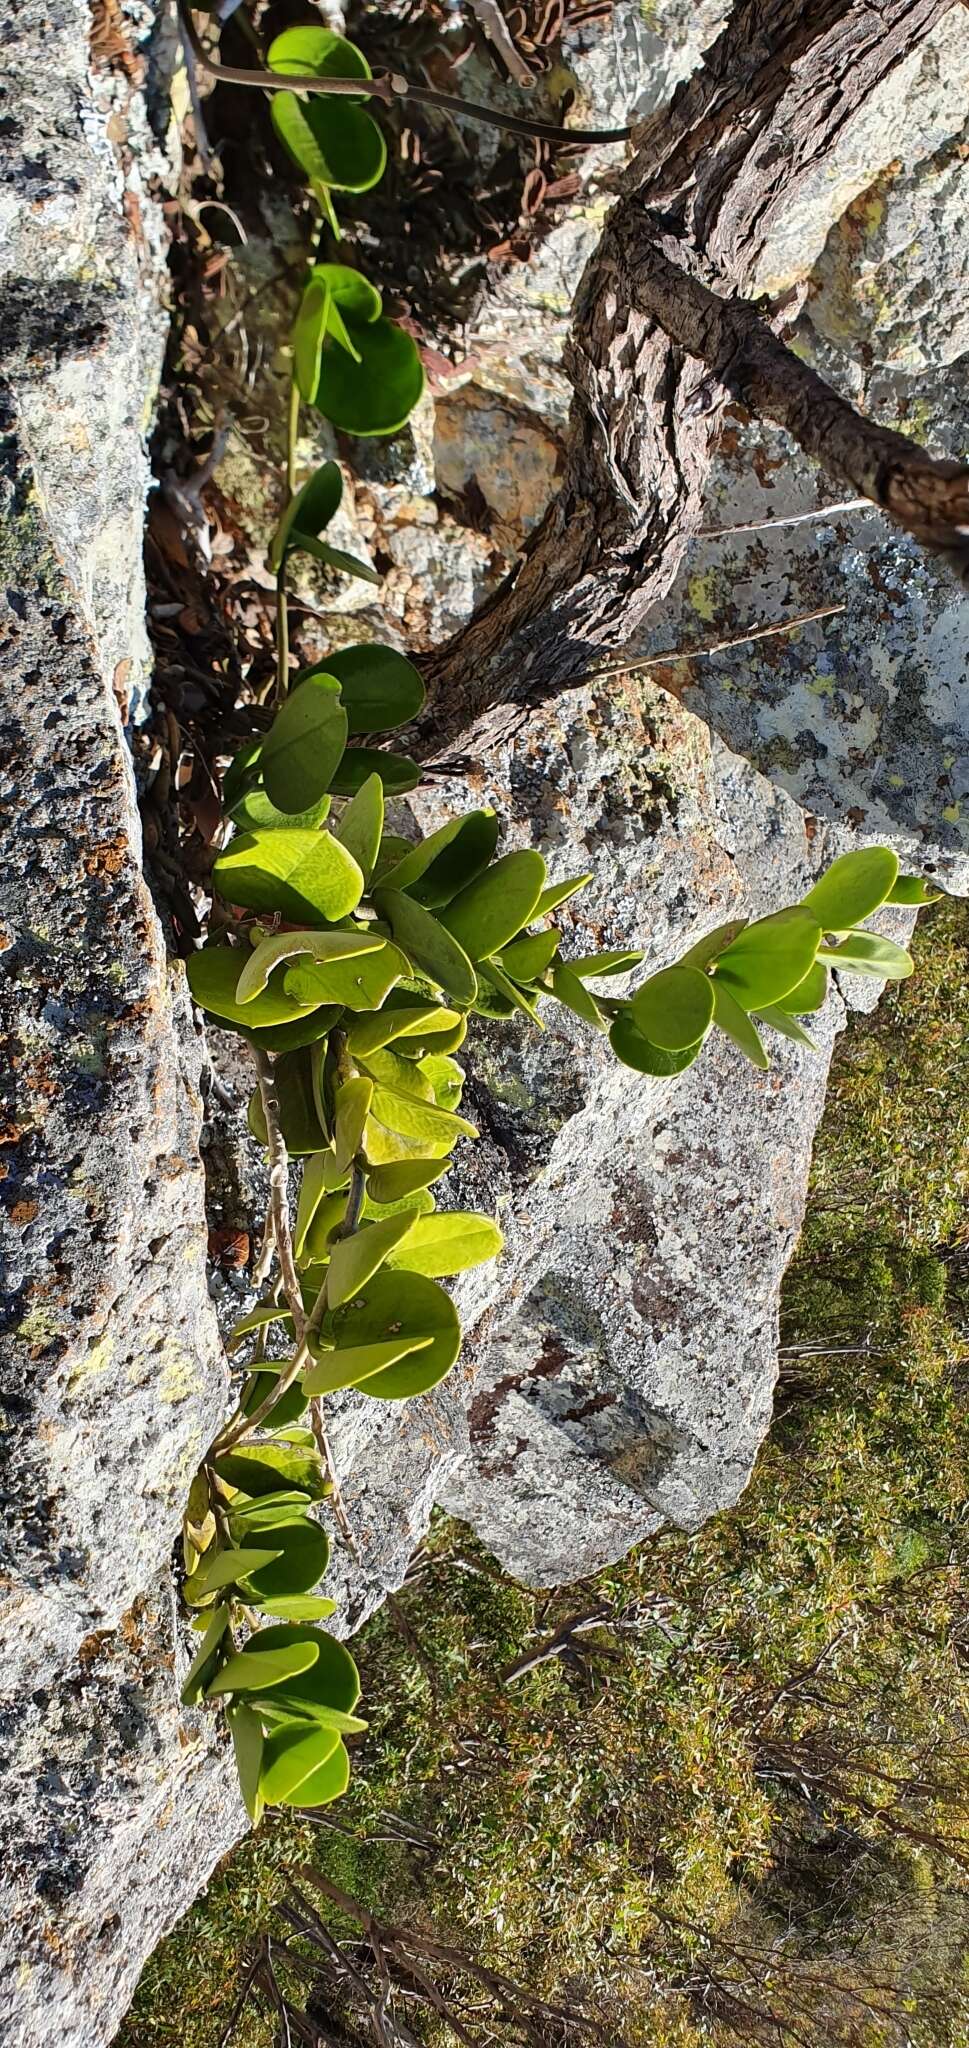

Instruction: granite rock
[0,5,236,2044]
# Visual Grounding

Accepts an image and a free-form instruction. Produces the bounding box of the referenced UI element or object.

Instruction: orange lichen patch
[10,1201,39,1225]
[84,834,130,880]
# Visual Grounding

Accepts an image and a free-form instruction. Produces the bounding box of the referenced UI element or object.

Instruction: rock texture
[0,6,239,2045]
[1,0,967,2042]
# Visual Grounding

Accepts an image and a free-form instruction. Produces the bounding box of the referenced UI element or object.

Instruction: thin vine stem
[285,375,300,500]
[252,1048,304,1338]
[214,1159,368,1456]
[177,2,634,147]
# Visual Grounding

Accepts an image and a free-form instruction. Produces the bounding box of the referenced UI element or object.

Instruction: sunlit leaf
[260,674,348,813]
[440,850,547,961]
[214,827,364,926]
[801,845,899,931]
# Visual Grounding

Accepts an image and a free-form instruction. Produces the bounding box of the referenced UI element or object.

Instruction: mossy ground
[123,900,969,2048]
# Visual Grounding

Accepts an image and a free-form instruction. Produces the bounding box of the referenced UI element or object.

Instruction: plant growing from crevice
[177,11,936,1825]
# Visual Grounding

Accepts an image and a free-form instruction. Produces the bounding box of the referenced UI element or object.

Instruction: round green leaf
[774,960,829,1015]
[716,908,822,1012]
[260,674,348,813]
[268,29,385,193]
[239,1622,360,1716]
[259,1721,342,1805]
[311,262,383,325]
[632,965,715,1051]
[272,95,386,194]
[374,889,478,1006]
[214,827,364,926]
[609,1011,704,1077]
[356,1045,434,1103]
[420,1052,464,1111]
[244,1006,343,1057]
[500,931,560,982]
[268,25,371,86]
[314,643,426,734]
[235,929,382,1005]
[211,1449,323,1499]
[213,1446,326,1500]
[367,1081,476,1150]
[314,317,425,437]
[243,1518,332,1602]
[440,850,547,961]
[283,1736,350,1807]
[346,1003,462,1057]
[284,937,410,1012]
[187,945,326,1030]
[328,1268,461,1399]
[801,846,899,931]
[364,1158,448,1204]
[385,1210,503,1279]
[229,784,333,834]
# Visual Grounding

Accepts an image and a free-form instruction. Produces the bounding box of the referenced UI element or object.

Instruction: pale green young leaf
[236,928,382,1005]
[326,1208,421,1307]
[385,1210,503,1279]
[214,827,364,926]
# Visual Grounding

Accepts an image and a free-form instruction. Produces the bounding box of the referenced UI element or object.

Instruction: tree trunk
[418,0,968,761]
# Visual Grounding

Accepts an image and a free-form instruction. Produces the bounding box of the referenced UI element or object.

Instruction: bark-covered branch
[631,239,969,569]
[418,0,966,760]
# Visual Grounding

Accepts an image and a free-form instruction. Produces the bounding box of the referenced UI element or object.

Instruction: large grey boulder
[0,6,240,2045]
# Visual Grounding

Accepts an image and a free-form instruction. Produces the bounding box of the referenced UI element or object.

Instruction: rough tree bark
[418,0,969,761]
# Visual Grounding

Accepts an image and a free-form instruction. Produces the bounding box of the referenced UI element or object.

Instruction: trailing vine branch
[176,3,932,1835]
[177,2,634,147]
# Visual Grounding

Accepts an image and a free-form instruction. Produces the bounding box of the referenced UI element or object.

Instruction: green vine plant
[178,18,939,1826]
